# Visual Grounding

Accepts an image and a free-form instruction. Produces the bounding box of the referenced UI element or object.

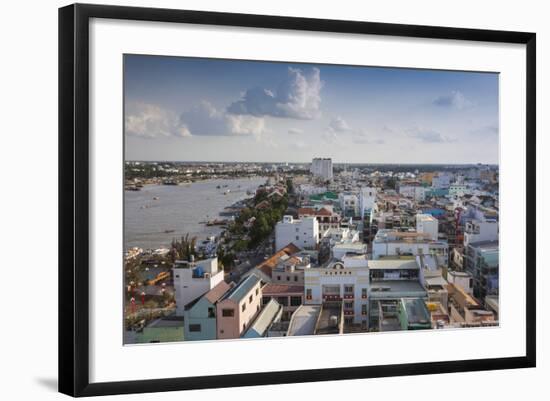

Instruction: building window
[361,288,367,298]
[249,295,253,303]
[361,304,367,315]
[208,307,215,318]
[242,303,246,312]
[286,276,290,281]
[306,288,312,299]
[290,296,302,306]
[344,285,354,294]
[277,275,281,281]
[294,276,298,282]
[222,309,234,317]
[189,324,201,332]
[296,236,299,241]
[277,297,289,306]
[256,288,259,296]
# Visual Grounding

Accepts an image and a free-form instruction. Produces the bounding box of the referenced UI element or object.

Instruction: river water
[124,176,266,250]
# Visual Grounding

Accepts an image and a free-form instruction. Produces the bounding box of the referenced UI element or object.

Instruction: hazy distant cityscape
[123,55,498,344]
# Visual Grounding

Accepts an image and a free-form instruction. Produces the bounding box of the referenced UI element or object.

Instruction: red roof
[262,284,304,295]
[255,200,271,210]
[255,243,301,278]
[316,207,332,216]
[298,207,333,217]
[204,281,232,304]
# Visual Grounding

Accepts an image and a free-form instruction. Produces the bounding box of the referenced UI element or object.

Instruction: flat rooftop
[368,259,418,270]
[369,280,427,299]
[315,304,342,335]
[402,298,431,325]
[147,316,184,328]
[287,305,321,336]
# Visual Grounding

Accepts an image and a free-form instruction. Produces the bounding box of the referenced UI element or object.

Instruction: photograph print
[123,54,499,344]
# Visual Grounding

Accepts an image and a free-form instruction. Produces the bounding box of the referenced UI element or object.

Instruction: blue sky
[124,54,499,164]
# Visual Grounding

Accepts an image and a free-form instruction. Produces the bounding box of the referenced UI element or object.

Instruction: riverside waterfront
[124,176,267,250]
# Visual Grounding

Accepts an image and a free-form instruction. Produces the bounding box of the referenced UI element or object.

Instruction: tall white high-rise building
[310,158,333,181]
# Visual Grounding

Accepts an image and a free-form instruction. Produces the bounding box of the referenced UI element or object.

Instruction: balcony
[343,293,354,300]
[323,294,342,301]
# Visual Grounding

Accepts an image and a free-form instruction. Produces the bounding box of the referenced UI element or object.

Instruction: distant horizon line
[125,159,499,166]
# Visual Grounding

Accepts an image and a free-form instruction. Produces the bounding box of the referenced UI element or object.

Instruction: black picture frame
[59,3,536,397]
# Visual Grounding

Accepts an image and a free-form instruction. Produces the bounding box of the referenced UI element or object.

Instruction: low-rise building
[448,283,496,325]
[372,229,448,266]
[173,257,224,316]
[304,258,370,327]
[298,205,341,237]
[183,281,233,341]
[135,316,184,343]
[463,219,498,246]
[243,299,283,338]
[262,284,304,320]
[286,305,322,336]
[275,215,319,251]
[464,240,499,300]
[446,270,474,295]
[416,213,439,241]
[216,274,263,339]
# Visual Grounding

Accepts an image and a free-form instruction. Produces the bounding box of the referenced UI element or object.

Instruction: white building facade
[359,186,377,219]
[416,213,439,241]
[304,257,370,325]
[310,158,333,181]
[399,185,427,202]
[173,257,224,316]
[463,219,498,246]
[372,230,449,266]
[339,192,359,217]
[275,215,319,251]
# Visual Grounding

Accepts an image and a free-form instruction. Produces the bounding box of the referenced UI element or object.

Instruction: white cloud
[125,102,190,138]
[181,101,265,136]
[433,90,471,110]
[288,128,303,135]
[328,116,351,132]
[352,131,385,145]
[227,67,323,119]
[408,127,455,143]
[322,130,339,143]
[126,101,266,139]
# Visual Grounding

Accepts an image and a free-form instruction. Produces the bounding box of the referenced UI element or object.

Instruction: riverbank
[124,176,267,251]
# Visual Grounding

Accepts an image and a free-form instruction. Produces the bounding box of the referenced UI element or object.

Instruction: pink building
[216,274,263,339]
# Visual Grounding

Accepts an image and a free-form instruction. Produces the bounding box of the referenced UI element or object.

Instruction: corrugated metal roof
[243,299,282,338]
[225,274,261,302]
